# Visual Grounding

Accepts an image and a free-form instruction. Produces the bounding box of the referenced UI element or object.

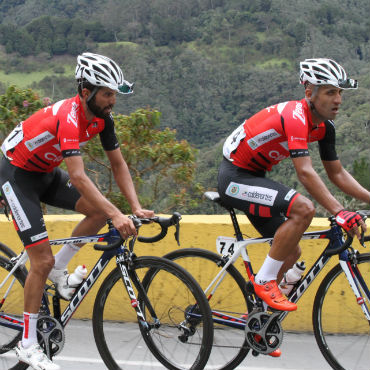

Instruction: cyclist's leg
[0,160,61,368]
[41,168,105,277]
[218,159,311,310]
[23,242,54,350]
[268,194,313,264]
[42,167,106,239]
[247,214,302,283]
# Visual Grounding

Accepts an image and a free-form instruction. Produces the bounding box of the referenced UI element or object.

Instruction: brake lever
[174,222,180,246]
[357,212,367,248]
[172,212,182,246]
[360,230,365,248]
[129,215,142,229]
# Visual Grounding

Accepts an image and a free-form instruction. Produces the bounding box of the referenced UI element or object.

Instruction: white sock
[22,312,38,349]
[255,255,284,285]
[54,243,80,270]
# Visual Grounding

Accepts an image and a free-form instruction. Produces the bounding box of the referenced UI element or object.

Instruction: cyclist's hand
[112,213,137,238]
[335,210,366,239]
[133,208,155,219]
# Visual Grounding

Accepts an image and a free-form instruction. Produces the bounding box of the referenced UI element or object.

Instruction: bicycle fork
[339,251,370,321]
[115,254,159,331]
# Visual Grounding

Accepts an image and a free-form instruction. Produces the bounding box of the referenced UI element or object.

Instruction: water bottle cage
[280,274,295,289]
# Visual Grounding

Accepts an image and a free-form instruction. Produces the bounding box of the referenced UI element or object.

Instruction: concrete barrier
[0,214,365,332]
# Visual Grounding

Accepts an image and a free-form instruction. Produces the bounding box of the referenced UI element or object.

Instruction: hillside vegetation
[0,0,369,214]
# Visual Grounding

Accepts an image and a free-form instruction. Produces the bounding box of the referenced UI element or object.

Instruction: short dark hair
[77,78,99,96]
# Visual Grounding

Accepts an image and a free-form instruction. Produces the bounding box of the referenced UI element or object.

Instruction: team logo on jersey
[292,102,306,125]
[30,231,48,243]
[226,184,239,195]
[67,102,79,128]
[226,182,277,206]
[25,131,55,151]
[247,129,281,150]
[284,189,296,201]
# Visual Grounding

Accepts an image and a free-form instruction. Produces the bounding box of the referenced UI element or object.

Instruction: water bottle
[67,265,87,287]
[279,261,306,295]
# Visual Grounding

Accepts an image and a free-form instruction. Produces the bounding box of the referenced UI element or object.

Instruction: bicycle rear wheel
[0,255,28,370]
[164,248,252,370]
[93,256,213,370]
[0,242,17,259]
[313,253,370,370]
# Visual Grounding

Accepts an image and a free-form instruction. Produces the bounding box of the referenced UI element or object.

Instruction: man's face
[88,87,117,119]
[309,85,343,121]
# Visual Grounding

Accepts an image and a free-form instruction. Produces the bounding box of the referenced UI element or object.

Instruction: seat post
[228,207,244,241]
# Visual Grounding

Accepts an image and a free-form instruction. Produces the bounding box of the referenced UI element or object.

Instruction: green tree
[83,108,203,213]
[0,86,45,139]
[353,158,370,189]
[0,87,202,213]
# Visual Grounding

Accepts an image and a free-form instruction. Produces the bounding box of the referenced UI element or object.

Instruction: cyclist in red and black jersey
[218,58,369,318]
[0,53,154,369]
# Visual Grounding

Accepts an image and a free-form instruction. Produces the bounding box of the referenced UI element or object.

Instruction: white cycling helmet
[299,58,358,89]
[75,52,134,94]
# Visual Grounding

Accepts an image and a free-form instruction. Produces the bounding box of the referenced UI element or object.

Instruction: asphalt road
[0,319,343,370]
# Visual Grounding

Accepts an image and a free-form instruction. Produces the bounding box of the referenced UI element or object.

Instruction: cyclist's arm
[64,155,137,235]
[105,148,154,218]
[292,155,343,215]
[322,159,370,203]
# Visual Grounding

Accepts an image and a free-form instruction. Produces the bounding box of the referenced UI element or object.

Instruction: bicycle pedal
[252,350,260,357]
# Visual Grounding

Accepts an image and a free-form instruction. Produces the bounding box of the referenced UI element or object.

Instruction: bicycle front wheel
[93,256,213,370]
[313,253,370,370]
[164,248,252,370]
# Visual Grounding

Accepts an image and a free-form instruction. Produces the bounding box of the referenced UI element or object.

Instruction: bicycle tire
[92,255,213,370]
[0,255,29,370]
[164,248,253,370]
[0,242,17,259]
[313,253,370,370]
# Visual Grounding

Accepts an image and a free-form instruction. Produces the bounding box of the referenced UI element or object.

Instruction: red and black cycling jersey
[223,98,337,172]
[1,94,119,173]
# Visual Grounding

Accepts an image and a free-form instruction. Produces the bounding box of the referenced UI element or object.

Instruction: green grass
[98,41,139,49]
[0,65,75,89]
[257,58,293,69]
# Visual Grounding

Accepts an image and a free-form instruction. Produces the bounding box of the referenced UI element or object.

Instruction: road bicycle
[0,212,214,370]
[164,191,370,370]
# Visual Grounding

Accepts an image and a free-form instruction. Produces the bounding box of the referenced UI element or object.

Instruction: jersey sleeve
[57,119,82,158]
[99,114,119,151]
[282,102,310,158]
[318,120,338,161]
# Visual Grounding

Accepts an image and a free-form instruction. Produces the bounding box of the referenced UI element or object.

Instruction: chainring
[245,311,283,355]
[37,315,65,359]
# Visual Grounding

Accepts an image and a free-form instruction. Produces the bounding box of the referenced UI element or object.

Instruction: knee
[31,254,55,276]
[290,196,315,223]
[87,212,107,228]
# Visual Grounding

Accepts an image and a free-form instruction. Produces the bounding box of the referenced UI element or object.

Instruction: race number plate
[216,236,237,256]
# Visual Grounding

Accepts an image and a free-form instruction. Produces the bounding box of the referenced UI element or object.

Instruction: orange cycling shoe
[250,276,297,312]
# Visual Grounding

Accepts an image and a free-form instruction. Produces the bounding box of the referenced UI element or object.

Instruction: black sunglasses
[338,78,358,89]
[118,81,134,94]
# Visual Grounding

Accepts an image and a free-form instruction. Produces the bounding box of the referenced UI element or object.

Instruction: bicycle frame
[206,210,370,328]
[0,226,149,333]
